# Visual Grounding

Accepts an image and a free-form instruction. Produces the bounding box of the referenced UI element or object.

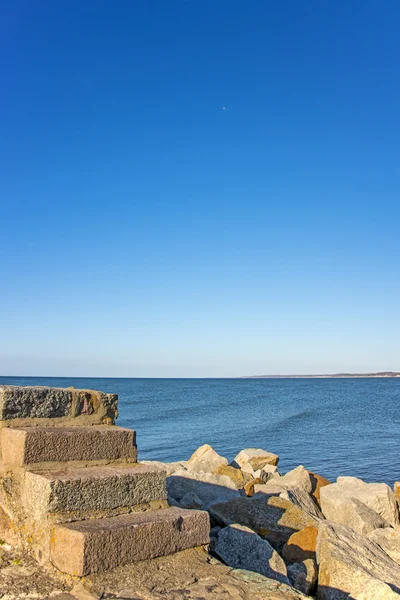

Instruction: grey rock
[316,520,400,599]
[280,487,324,521]
[368,528,400,565]
[0,386,118,425]
[167,470,240,509]
[322,476,399,528]
[287,559,318,596]
[214,523,289,584]
[320,485,390,534]
[179,491,203,509]
[210,493,318,551]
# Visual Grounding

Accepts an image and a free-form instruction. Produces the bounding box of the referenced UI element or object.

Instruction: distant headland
[242,371,400,379]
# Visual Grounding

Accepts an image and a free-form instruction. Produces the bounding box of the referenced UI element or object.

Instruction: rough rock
[215,464,252,489]
[187,444,228,474]
[210,493,318,551]
[368,527,400,565]
[141,460,188,476]
[0,386,118,426]
[278,466,313,493]
[282,526,318,563]
[394,481,400,505]
[179,491,203,509]
[280,487,324,521]
[308,471,331,505]
[244,478,264,497]
[321,476,399,527]
[167,469,240,509]
[320,484,390,534]
[231,448,279,470]
[287,559,318,596]
[51,507,210,576]
[316,520,400,599]
[0,426,137,468]
[214,523,289,584]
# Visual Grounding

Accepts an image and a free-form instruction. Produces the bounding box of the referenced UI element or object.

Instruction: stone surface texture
[167,470,240,509]
[0,386,118,426]
[0,426,137,468]
[214,523,289,584]
[368,527,400,565]
[187,444,228,474]
[319,484,390,534]
[308,471,331,505]
[287,559,318,596]
[23,463,167,518]
[325,476,400,527]
[51,507,210,576]
[282,526,318,563]
[316,520,400,599]
[215,464,252,489]
[231,448,279,470]
[210,494,318,551]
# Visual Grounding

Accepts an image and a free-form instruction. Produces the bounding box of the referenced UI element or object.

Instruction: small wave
[276,409,315,426]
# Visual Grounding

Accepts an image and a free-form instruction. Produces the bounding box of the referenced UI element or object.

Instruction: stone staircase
[0,385,209,576]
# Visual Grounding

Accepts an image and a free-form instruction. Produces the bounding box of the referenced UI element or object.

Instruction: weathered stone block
[0,386,118,426]
[50,507,210,576]
[23,463,167,518]
[1,426,137,468]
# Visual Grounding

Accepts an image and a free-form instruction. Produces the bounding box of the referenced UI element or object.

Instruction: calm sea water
[1,377,399,486]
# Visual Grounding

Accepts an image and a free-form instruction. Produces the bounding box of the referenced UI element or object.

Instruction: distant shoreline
[242,372,400,379]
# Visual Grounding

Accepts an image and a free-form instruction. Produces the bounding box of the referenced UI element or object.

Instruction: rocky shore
[1,385,400,599]
[149,444,400,599]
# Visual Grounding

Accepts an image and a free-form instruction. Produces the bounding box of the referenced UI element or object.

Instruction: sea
[1,376,399,486]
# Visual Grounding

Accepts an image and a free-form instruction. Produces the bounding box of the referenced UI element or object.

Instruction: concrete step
[24,463,167,518]
[1,426,137,469]
[50,506,210,575]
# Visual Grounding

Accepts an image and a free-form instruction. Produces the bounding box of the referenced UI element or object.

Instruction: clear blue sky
[1,1,399,377]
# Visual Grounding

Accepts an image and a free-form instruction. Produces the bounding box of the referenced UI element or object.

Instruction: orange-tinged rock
[282,526,318,564]
[308,471,331,504]
[216,465,252,489]
[244,478,264,497]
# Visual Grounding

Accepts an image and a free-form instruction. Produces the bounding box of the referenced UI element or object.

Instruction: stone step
[0,385,118,427]
[50,507,210,575]
[1,426,137,468]
[24,463,167,518]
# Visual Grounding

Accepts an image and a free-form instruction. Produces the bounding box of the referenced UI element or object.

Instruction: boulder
[368,528,400,565]
[215,465,252,489]
[287,559,318,596]
[322,476,399,527]
[167,470,240,509]
[394,481,400,505]
[187,444,228,474]
[210,493,318,551]
[278,466,313,493]
[179,492,203,510]
[280,487,324,521]
[320,485,390,535]
[308,471,331,505]
[244,478,264,497]
[214,524,289,584]
[231,448,279,470]
[316,521,400,599]
[282,526,318,564]
[253,466,313,496]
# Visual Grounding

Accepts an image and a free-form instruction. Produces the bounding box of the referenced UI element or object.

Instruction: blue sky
[1,1,399,377]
